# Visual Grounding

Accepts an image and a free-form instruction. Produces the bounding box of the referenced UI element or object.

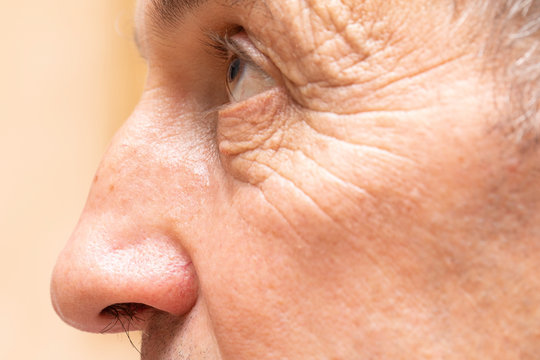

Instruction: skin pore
[51,0,540,359]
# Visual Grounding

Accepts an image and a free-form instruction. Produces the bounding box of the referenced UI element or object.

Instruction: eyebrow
[148,0,257,28]
[135,0,209,58]
[136,0,257,58]
[149,0,208,28]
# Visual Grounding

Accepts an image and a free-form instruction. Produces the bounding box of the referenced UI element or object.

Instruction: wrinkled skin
[51,0,540,359]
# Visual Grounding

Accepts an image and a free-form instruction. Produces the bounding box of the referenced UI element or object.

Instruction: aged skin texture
[51,0,540,359]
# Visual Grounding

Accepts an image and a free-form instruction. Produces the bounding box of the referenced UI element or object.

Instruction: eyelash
[203,29,276,104]
[204,31,246,63]
[204,29,268,81]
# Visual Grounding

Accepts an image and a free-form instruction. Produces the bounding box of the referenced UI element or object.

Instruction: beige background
[0,1,146,359]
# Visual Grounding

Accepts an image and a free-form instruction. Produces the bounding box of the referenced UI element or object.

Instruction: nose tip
[50,222,198,333]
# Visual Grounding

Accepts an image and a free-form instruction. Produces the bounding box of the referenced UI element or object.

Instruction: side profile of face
[51,0,540,359]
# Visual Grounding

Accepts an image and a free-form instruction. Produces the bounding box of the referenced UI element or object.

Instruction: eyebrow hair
[148,0,258,28]
[149,0,207,27]
[137,0,259,58]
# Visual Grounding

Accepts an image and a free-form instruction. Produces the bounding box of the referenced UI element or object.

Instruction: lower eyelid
[219,87,286,115]
[217,89,288,155]
[226,57,277,103]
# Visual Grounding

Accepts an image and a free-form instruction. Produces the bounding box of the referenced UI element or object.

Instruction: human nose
[50,111,200,333]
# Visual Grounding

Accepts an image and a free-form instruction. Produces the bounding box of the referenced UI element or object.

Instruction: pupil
[228,58,241,82]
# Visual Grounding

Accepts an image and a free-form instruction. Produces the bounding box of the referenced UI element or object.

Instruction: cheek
[216,90,419,250]
[216,89,351,244]
[196,191,319,358]
[210,88,501,293]
[202,79,505,356]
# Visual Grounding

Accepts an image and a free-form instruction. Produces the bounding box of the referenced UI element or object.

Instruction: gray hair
[488,0,540,148]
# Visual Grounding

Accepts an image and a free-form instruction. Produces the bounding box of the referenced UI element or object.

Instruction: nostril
[100,303,151,334]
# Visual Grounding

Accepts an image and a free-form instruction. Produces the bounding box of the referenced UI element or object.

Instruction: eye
[228,57,243,84]
[225,55,276,103]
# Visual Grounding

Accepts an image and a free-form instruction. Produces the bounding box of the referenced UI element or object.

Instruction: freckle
[109,184,115,192]
[93,175,99,184]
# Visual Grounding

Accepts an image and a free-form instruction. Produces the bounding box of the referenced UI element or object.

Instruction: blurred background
[0,1,146,359]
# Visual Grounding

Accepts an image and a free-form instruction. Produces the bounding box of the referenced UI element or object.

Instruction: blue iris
[228,58,242,83]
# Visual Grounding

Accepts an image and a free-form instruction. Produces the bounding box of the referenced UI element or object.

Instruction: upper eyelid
[203,29,285,101]
[204,30,271,81]
[204,30,250,61]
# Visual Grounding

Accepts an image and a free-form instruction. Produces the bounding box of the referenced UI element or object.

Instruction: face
[51,0,540,358]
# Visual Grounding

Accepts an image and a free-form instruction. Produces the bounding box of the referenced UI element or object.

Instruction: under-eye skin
[205,31,277,103]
